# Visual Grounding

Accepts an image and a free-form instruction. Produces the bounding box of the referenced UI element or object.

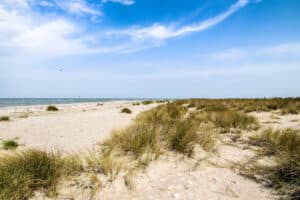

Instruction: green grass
[0,149,82,200]
[0,116,9,122]
[247,129,300,199]
[1,140,19,150]
[46,106,59,111]
[121,108,132,114]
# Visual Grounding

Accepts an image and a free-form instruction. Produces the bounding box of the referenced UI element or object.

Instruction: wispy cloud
[39,1,54,7]
[0,0,249,57]
[102,0,135,6]
[211,42,300,60]
[110,0,249,40]
[56,0,102,16]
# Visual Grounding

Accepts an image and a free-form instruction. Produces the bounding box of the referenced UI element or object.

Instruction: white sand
[0,101,157,152]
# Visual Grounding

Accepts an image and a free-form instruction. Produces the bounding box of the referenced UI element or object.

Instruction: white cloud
[57,0,102,16]
[0,2,106,56]
[39,1,54,7]
[102,0,135,6]
[211,42,300,60]
[0,0,250,57]
[110,0,248,40]
[2,0,30,9]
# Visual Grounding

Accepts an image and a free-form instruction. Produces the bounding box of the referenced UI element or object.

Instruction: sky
[0,0,300,98]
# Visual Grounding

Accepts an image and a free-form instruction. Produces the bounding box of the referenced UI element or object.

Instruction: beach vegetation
[0,149,83,200]
[46,106,59,111]
[1,139,19,150]
[243,128,300,199]
[141,100,153,105]
[0,116,9,122]
[121,108,132,114]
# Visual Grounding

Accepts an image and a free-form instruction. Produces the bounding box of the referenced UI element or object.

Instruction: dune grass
[93,102,216,178]
[0,149,83,200]
[121,108,132,114]
[208,110,259,132]
[141,100,153,105]
[1,140,19,150]
[0,116,9,122]
[46,106,59,111]
[178,98,300,113]
[246,129,300,199]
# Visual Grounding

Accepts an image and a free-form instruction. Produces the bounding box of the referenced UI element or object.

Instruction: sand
[0,101,157,152]
[1,103,300,200]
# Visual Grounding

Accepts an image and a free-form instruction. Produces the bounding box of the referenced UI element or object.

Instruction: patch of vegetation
[121,108,132,114]
[207,110,259,132]
[87,148,126,180]
[177,98,300,113]
[246,129,300,199]
[281,105,299,115]
[0,150,83,200]
[46,105,59,111]
[97,102,215,177]
[1,140,19,150]
[141,100,153,105]
[132,102,140,106]
[0,116,9,122]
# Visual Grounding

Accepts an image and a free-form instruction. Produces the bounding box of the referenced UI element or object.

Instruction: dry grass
[0,149,83,200]
[97,101,216,176]
[208,110,259,131]
[87,147,129,180]
[178,98,300,113]
[245,129,300,199]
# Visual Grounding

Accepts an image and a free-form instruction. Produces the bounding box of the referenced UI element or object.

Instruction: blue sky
[0,0,299,98]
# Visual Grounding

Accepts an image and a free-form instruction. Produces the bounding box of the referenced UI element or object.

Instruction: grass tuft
[0,116,9,122]
[247,128,300,199]
[46,106,59,111]
[208,110,258,132]
[121,108,132,114]
[1,140,19,150]
[0,149,82,200]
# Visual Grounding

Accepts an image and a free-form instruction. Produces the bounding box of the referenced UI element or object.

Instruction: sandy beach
[1,100,300,200]
[0,101,158,152]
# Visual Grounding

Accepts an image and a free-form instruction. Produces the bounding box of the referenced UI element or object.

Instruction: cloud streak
[211,42,300,61]
[111,0,249,40]
[102,0,135,6]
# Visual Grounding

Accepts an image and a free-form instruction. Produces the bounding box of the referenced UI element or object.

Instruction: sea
[0,98,142,108]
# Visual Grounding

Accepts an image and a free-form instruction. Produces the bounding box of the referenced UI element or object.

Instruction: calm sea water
[0,98,139,107]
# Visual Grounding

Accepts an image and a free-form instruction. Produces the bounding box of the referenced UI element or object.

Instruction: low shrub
[1,140,19,150]
[46,106,59,111]
[121,108,132,114]
[0,116,9,122]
